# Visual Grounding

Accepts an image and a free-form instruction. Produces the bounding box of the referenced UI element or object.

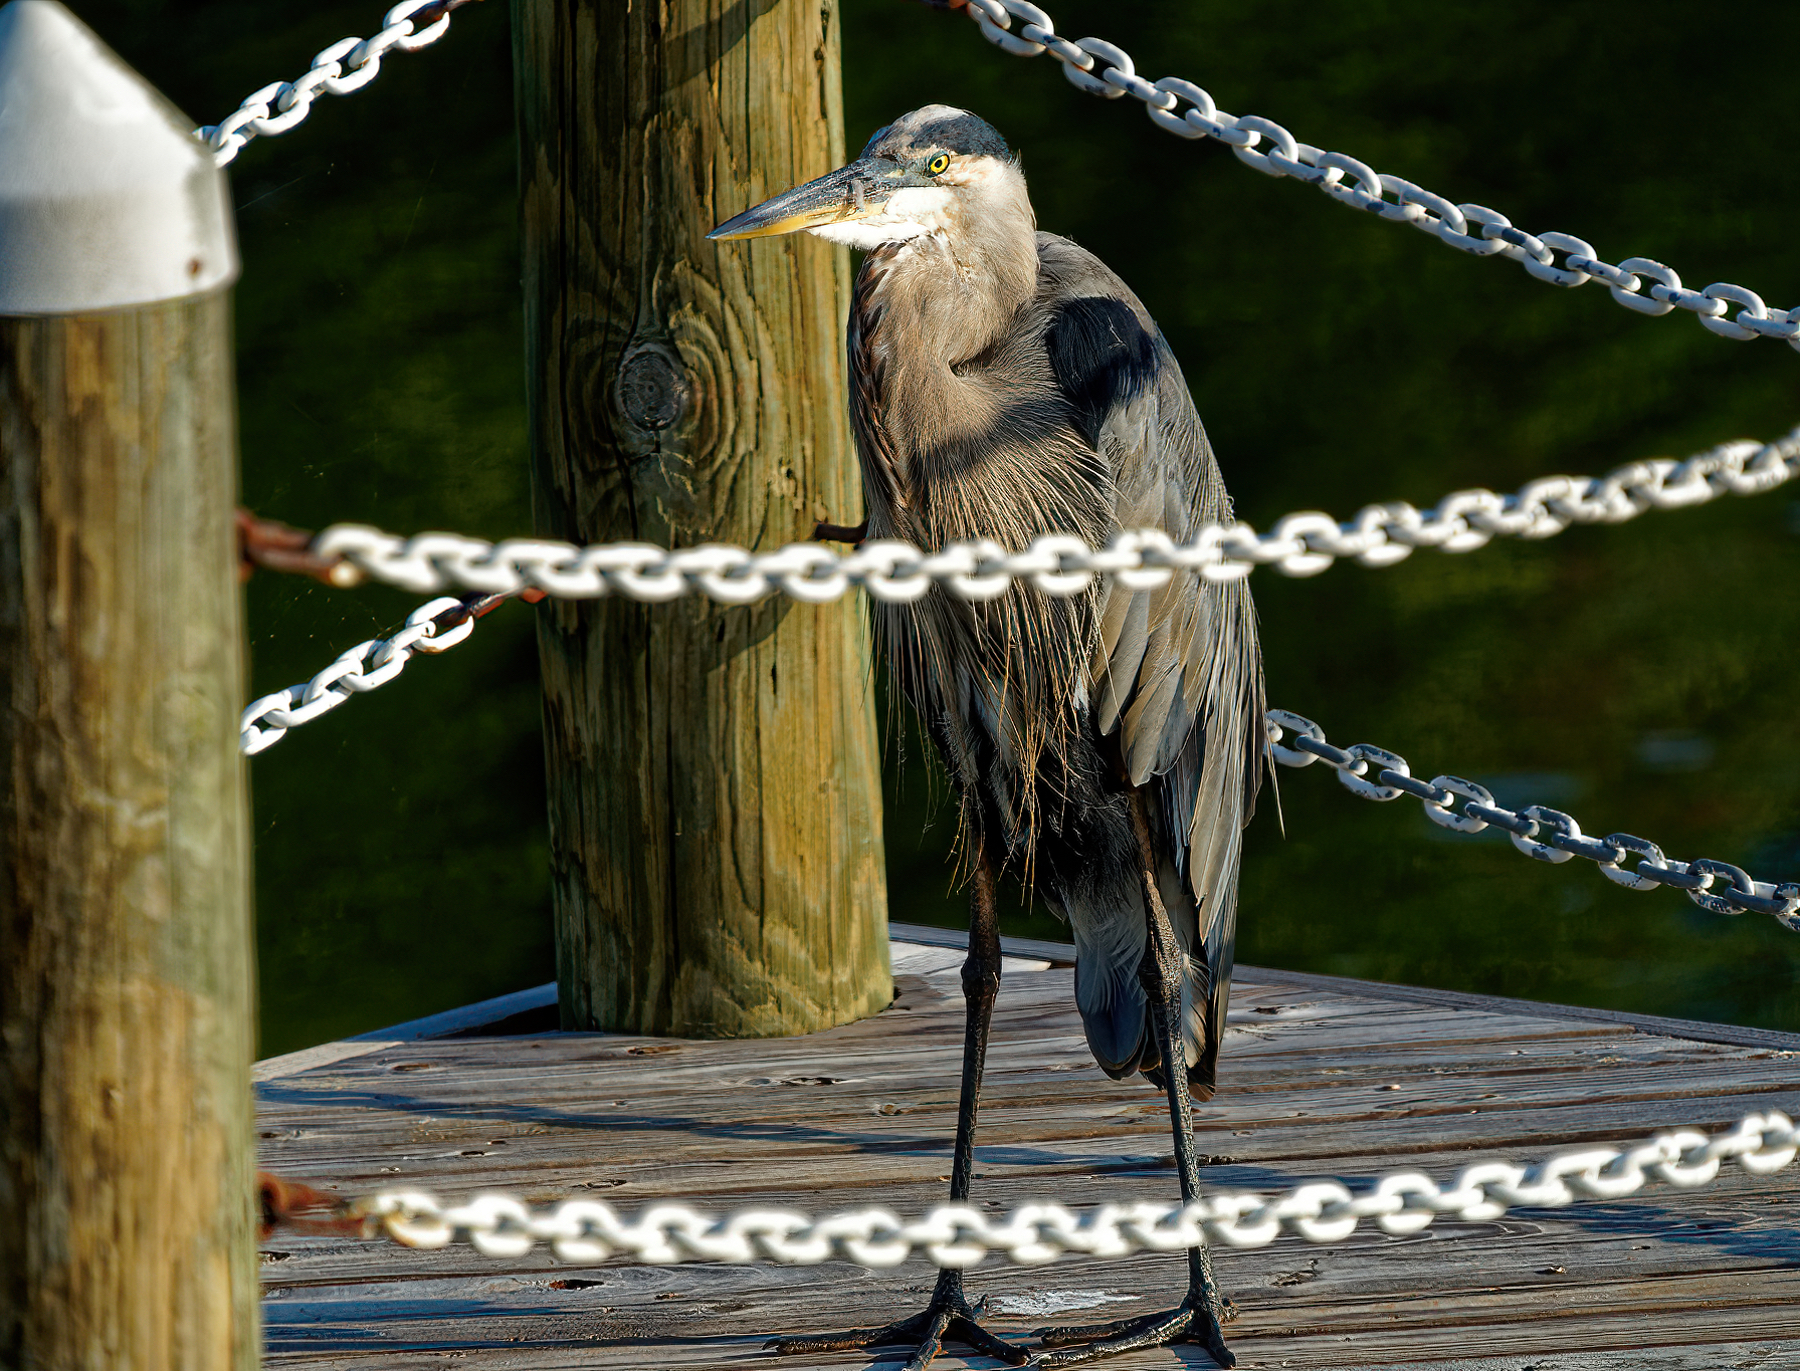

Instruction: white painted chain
[1265,709,1800,929]
[234,657,1800,925]
[251,427,1800,756]
[956,0,1800,351]
[307,425,1800,601]
[195,1,474,167]
[344,1110,1796,1266]
[239,596,476,755]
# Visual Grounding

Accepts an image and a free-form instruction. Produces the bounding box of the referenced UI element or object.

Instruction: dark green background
[78,0,1800,1054]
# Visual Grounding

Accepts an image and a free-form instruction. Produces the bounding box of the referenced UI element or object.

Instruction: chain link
[329,1110,1795,1267]
[303,425,1800,603]
[1265,709,1800,929]
[240,627,1800,932]
[952,2,1800,352]
[240,595,481,754]
[195,0,483,167]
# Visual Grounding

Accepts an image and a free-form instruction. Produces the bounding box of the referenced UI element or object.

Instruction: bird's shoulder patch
[1043,295,1160,449]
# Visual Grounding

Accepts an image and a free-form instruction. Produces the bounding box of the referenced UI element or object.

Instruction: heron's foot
[811,519,868,544]
[1031,1288,1235,1368]
[769,1269,1026,1369]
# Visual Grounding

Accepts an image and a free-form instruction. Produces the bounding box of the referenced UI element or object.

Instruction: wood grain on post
[0,4,255,1366]
[514,1,891,1038]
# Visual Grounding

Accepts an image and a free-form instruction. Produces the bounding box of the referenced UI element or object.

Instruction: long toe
[1033,1315,1139,1349]
[898,1309,955,1371]
[770,1311,930,1355]
[1030,1307,1201,1368]
[1196,1320,1237,1368]
[950,1315,1031,1366]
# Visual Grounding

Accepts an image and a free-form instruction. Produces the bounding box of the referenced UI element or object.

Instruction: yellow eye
[927,153,950,176]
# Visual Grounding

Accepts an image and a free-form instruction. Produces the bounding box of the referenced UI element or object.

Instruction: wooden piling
[0,3,255,1365]
[513,0,891,1038]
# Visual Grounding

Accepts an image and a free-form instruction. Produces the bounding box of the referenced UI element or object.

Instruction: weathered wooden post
[514,0,891,1037]
[0,3,255,1366]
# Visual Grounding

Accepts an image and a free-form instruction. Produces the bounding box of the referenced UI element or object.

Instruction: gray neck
[859,164,1040,475]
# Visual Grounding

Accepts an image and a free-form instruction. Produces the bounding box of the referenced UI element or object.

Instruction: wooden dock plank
[258,937,1800,1368]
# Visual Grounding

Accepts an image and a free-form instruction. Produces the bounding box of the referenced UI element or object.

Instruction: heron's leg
[1030,792,1236,1370]
[770,851,1025,1370]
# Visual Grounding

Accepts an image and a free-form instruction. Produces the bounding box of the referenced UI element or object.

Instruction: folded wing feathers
[1051,254,1264,1091]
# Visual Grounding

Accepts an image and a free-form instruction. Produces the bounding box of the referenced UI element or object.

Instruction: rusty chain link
[242,594,483,754]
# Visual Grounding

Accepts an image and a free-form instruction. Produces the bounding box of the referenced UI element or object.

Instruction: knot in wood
[614,346,687,435]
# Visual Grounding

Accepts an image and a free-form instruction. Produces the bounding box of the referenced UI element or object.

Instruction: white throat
[807,187,954,251]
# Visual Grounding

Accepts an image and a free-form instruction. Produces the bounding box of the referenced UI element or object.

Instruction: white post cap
[0,0,238,315]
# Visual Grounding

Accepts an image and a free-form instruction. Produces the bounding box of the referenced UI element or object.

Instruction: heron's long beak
[708,158,900,240]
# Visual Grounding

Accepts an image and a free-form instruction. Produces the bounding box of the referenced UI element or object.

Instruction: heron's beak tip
[708,202,844,242]
[707,216,810,242]
[709,160,887,244]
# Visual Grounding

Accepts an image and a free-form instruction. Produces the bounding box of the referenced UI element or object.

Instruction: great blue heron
[710,106,1264,1370]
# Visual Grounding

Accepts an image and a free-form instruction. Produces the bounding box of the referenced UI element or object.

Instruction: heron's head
[708,105,1024,253]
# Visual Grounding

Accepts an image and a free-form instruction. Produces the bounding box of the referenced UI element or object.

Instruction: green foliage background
[78,0,1800,1053]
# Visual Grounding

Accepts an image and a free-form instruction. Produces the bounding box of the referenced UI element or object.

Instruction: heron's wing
[1036,238,1263,827]
[1037,234,1265,1090]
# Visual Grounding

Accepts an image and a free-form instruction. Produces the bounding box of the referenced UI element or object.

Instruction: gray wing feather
[1039,234,1265,1093]
[1095,590,1149,734]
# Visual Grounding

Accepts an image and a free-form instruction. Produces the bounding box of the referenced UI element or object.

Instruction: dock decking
[256,925,1800,1369]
